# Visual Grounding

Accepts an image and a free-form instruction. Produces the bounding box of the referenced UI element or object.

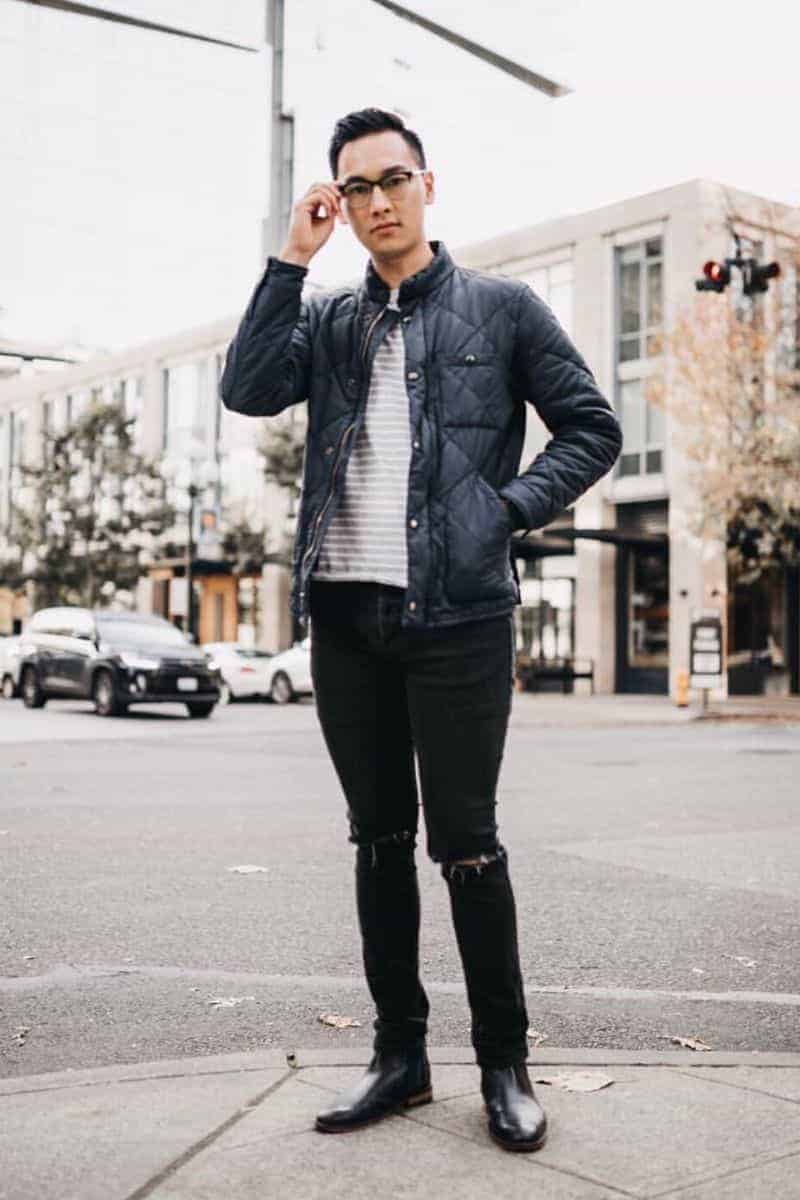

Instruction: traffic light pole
[696,231,781,295]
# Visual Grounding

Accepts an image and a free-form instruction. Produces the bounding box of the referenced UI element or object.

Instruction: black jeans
[308,577,529,1069]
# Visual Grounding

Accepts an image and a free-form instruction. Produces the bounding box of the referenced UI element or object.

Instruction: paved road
[2,693,799,1078]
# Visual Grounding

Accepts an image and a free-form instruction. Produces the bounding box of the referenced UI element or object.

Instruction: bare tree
[647,223,800,584]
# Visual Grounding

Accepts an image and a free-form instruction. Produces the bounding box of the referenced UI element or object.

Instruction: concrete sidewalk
[3,1047,800,1199]
[511,691,800,728]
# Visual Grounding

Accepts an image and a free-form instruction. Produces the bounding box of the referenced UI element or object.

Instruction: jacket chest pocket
[436,354,509,428]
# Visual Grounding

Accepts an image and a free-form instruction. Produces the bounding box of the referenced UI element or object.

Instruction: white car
[202,642,275,703]
[0,635,22,699]
[267,636,313,704]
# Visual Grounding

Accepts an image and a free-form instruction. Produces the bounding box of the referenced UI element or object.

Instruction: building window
[617,238,663,362]
[520,260,573,336]
[119,375,144,445]
[0,414,6,530]
[615,236,665,478]
[778,261,800,372]
[163,361,208,456]
[617,378,665,477]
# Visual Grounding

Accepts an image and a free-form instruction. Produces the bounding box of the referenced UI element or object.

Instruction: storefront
[727,565,800,696]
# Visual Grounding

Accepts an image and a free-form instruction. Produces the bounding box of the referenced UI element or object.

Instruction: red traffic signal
[695,260,731,292]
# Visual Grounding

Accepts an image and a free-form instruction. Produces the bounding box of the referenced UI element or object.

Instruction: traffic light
[743,260,781,295]
[695,260,731,292]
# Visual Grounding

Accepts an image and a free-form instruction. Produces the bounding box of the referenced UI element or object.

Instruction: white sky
[290,0,800,285]
[1,0,798,349]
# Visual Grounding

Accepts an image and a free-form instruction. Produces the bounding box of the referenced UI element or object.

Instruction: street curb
[4,1046,800,1097]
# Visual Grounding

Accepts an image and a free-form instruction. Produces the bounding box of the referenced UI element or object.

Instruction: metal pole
[265,0,293,259]
[187,483,198,639]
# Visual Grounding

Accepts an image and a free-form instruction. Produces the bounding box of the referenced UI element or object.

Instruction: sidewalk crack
[121,1069,294,1200]
[648,1135,800,1198]
[672,1066,800,1108]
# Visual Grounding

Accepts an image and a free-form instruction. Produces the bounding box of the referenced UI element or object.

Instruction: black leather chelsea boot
[481,1062,547,1152]
[315,1045,432,1133]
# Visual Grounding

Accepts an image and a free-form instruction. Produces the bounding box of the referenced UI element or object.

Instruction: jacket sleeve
[498,284,623,532]
[219,257,314,417]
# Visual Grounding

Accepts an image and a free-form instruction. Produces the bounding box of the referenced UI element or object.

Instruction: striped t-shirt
[312,288,411,588]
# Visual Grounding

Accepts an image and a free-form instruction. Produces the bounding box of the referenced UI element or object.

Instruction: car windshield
[96,618,190,648]
[207,644,272,659]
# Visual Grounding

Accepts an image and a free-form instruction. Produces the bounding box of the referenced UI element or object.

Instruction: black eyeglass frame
[335,168,427,207]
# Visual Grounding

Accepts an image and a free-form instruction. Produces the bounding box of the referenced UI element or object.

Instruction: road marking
[3,964,800,1007]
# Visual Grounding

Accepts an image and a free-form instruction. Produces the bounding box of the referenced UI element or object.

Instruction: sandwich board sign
[690,611,724,691]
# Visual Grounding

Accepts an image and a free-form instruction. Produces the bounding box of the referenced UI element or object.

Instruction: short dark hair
[328,108,426,179]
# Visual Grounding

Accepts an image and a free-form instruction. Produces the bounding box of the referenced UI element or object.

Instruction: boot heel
[405,1086,433,1108]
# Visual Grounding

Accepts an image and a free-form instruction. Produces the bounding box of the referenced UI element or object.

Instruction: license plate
[177,677,199,692]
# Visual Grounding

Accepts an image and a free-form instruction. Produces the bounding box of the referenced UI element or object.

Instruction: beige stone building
[2,178,798,692]
[457,178,799,698]
[0,317,302,652]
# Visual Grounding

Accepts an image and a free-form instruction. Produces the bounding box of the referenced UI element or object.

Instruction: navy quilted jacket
[220,242,622,629]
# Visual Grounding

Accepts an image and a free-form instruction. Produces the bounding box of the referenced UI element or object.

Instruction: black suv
[18,607,221,718]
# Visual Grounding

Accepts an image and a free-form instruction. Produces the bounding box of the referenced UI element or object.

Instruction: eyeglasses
[336,169,426,209]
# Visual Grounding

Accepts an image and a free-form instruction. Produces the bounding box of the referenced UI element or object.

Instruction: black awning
[511,527,668,559]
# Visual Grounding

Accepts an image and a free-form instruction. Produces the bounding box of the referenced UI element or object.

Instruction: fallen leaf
[227,864,269,874]
[533,1072,614,1093]
[318,1012,362,1029]
[526,1028,548,1047]
[666,1035,712,1051]
[207,996,256,1009]
[723,954,757,968]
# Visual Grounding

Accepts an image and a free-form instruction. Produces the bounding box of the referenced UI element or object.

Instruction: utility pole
[262,0,569,262]
[265,0,294,260]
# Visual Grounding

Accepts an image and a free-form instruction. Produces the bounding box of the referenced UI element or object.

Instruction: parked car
[267,636,313,704]
[18,607,221,717]
[0,635,22,699]
[202,642,274,703]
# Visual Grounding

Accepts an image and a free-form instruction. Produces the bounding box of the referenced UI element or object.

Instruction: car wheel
[186,701,215,718]
[21,667,46,709]
[1,674,16,700]
[93,669,125,717]
[218,681,232,706]
[270,670,295,705]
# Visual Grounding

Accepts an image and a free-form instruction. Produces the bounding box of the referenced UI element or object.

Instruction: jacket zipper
[300,302,389,581]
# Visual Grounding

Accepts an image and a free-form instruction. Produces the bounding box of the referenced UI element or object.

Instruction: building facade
[2,178,798,692]
[457,178,800,698]
[0,316,302,652]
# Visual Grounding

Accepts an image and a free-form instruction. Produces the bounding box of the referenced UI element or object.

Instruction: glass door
[616,544,669,693]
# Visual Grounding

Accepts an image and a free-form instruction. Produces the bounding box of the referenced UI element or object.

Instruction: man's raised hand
[280,182,343,267]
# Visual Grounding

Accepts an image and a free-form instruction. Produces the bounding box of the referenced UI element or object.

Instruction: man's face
[335,130,434,258]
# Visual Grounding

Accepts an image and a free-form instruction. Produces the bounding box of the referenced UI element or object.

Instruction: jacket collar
[364,241,455,305]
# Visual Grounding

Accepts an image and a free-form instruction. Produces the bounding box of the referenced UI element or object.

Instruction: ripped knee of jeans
[351,827,416,868]
[441,843,507,884]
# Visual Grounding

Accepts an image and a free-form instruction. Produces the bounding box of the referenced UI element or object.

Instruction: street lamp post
[164,451,219,642]
[186,481,200,640]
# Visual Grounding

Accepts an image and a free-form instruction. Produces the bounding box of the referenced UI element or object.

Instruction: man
[221,108,622,1152]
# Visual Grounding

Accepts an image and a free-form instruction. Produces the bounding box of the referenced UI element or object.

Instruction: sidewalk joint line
[673,1066,800,1108]
[647,1135,800,1198]
[120,1069,294,1200]
[402,1108,639,1197]
[0,1064,288,1100]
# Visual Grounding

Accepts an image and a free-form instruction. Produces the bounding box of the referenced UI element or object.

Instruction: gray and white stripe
[313,288,411,588]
